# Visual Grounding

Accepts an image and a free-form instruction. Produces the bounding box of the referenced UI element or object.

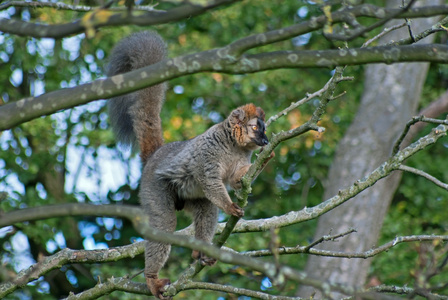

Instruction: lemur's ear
[230,108,247,125]
[256,107,265,122]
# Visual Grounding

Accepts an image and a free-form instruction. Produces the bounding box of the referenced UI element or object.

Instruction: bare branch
[64,277,149,299]
[2,43,447,132]
[0,0,242,38]
[2,125,446,236]
[66,278,303,300]
[244,235,448,259]
[398,165,448,191]
[0,204,357,298]
[401,92,448,147]
[182,281,301,300]
[392,115,448,154]
[63,276,448,300]
[63,277,304,300]
[2,231,446,299]
[1,3,446,41]
[220,4,448,57]
[303,228,357,252]
[0,1,161,12]
[265,75,353,127]
[132,216,365,298]
[365,285,448,300]
[1,109,447,298]
[324,0,418,42]
[227,123,448,234]
[362,23,407,47]
[0,203,141,228]
[0,244,145,297]
[386,16,448,46]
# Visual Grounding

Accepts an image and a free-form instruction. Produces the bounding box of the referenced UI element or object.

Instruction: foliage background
[0,0,447,298]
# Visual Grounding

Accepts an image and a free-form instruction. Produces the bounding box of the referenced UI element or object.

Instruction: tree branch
[1,43,447,132]
[1,122,447,298]
[2,230,446,299]
[2,123,447,237]
[222,122,448,234]
[64,277,149,300]
[182,281,302,300]
[244,234,448,259]
[0,1,161,12]
[303,228,357,252]
[365,285,448,300]
[126,217,368,298]
[0,203,141,228]
[0,203,358,298]
[0,0,241,38]
[0,3,446,40]
[323,0,417,42]
[386,15,448,46]
[362,22,407,47]
[0,244,145,297]
[265,75,353,127]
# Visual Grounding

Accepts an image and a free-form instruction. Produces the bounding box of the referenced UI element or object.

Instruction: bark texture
[298,0,442,297]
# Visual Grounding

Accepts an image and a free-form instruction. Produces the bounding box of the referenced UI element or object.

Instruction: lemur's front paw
[226,202,244,218]
[146,276,172,300]
[192,250,217,266]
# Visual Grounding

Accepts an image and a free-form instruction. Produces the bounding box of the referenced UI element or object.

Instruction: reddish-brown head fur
[233,103,265,123]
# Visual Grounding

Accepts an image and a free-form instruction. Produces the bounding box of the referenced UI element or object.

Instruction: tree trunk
[298,0,442,297]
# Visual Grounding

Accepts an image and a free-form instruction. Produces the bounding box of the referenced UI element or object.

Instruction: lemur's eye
[252,125,258,131]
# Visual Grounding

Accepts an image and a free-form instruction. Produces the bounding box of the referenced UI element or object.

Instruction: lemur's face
[246,118,268,147]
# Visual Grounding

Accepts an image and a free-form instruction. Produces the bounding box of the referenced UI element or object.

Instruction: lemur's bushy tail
[107,31,167,162]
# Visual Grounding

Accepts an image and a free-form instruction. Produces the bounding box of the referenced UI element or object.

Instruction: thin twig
[392,115,448,154]
[324,0,417,42]
[401,91,448,148]
[385,15,448,46]
[362,23,407,47]
[303,228,357,252]
[393,115,426,154]
[265,75,353,127]
[402,0,416,43]
[398,165,448,191]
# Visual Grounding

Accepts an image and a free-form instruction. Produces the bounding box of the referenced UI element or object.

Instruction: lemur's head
[229,103,268,150]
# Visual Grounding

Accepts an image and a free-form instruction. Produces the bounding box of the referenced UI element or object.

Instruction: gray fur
[140,116,265,281]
